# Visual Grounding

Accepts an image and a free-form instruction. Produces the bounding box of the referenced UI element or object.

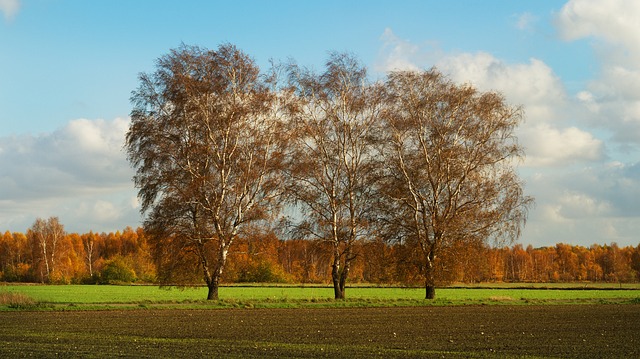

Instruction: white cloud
[556,0,640,146]
[435,53,567,109]
[76,200,121,223]
[521,124,604,167]
[514,12,537,32]
[129,196,140,210]
[376,29,567,107]
[524,212,639,247]
[556,0,640,59]
[0,118,132,201]
[557,191,612,219]
[65,118,128,154]
[0,0,19,21]
[523,161,640,246]
[0,118,139,233]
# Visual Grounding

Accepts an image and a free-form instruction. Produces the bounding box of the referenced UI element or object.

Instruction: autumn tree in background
[379,69,533,299]
[126,44,287,300]
[26,217,66,283]
[0,231,29,281]
[80,231,98,277]
[277,239,330,283]
[632,244,640,281]
[224,228,291,283]
[284,53,383,299]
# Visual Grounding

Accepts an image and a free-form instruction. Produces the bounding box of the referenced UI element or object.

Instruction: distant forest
[2,219,638,285]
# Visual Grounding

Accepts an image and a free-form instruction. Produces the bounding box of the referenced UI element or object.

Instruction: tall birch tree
[27,217,65,283]
[126,44,287,300]
[285,53,383,299]
[380,69,533,299]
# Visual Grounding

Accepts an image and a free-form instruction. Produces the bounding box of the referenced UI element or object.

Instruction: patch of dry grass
[0,291,37,309]
[488,295,515,302]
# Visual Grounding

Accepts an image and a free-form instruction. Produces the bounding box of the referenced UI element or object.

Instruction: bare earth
[1,305,638,358]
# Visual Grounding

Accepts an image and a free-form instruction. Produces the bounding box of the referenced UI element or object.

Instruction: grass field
[1,283,639,310]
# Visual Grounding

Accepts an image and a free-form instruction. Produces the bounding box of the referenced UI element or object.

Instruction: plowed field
[1,305,638,358]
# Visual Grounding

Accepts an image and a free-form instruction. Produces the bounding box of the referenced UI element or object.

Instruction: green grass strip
[1,284,638,311]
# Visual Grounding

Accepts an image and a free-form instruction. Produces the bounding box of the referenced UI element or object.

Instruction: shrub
[237,261,289,283]
[99,257,136,284]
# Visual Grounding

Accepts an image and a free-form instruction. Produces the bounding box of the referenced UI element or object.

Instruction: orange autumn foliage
[1,223,639,285]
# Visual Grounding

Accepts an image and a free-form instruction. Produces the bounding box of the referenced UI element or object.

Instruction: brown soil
[0,305,638,358]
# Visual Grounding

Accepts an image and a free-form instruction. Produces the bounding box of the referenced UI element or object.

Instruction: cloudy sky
[1,0,638,248]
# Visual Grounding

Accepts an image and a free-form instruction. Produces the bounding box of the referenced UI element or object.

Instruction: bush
[237,261,289,283]
[98,257,136,284]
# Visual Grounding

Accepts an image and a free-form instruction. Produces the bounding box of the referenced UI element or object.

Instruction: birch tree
[126,44,287,300]
[285,53,383,299]
[27,217,65,283]
[81,232,97,277]
[380,69,533,299]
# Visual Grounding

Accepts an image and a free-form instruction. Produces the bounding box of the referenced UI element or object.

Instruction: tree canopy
[283,53,384,299]
[126,44,287,300]
[379,70,533,299]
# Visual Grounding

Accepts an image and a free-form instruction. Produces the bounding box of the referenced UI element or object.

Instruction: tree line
[124,43,532,300]
[2,219,638,285]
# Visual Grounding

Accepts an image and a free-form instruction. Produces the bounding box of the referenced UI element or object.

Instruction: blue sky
[1,0,639,248]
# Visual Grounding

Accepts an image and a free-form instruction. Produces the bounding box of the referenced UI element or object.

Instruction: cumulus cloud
[523,161,640,246]
[0,118,132,200]
[556,0,640,58]
[557,191,612,219]
[561,162,640,217]
[0,0,19,21]
[376,29,567,106]
[435,52,567,108]
[521,124,604,167]
[74,196,139,228]
[0,118,139,233]
[556,0,640,146]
